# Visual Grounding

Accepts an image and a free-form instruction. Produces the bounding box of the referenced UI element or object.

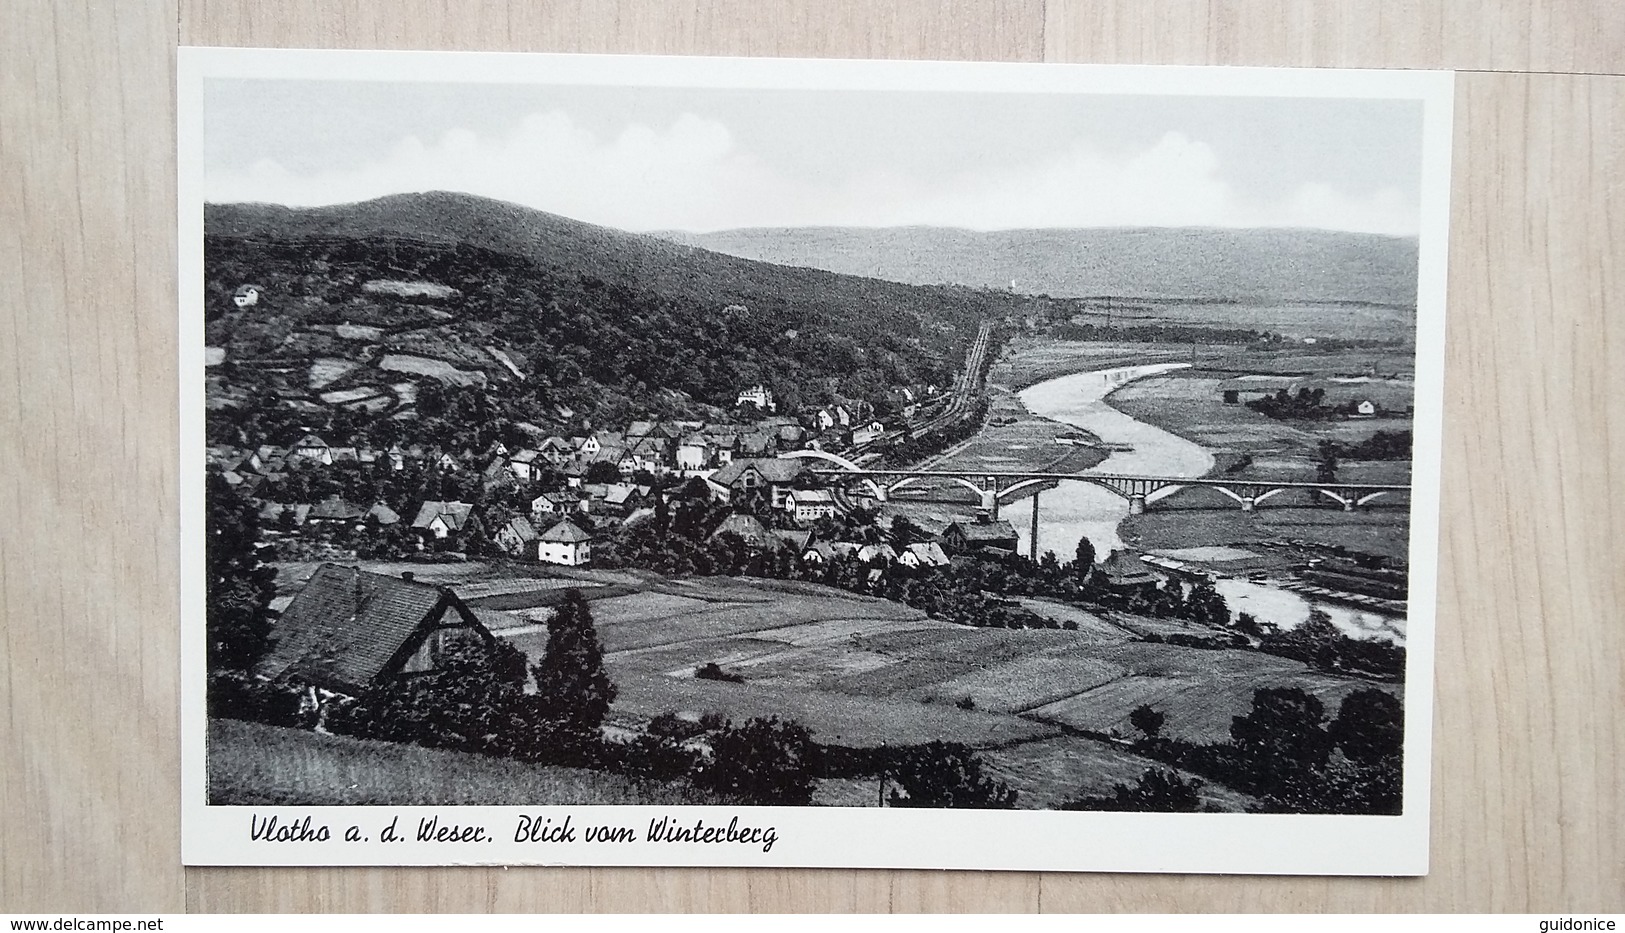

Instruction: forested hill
[206,192,1021,350]
[655,226,1420,306]
[203,193,1038,439]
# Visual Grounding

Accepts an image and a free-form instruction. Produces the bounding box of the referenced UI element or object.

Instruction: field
[248,555,1399,809]
[208,718,720,806]
[1062,300,1414,343]
[480,569,1386,806]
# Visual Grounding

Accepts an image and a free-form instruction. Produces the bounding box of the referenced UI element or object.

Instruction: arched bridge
[781,454,1409,518]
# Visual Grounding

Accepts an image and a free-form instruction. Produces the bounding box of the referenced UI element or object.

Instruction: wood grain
[3,0,1621,913]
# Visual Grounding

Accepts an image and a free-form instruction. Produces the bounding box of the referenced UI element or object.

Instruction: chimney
[401,571,415,583]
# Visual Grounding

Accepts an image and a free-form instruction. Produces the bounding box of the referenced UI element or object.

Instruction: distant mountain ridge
[653,226,1419,306]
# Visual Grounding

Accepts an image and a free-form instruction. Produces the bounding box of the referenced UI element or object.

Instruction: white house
[232,284,262,308]
[530,491,574,520]
[786,488,837,522]
[291,433,333,466]
[676,435,711,471]
[852,421,886,446]
[736,384,776,412]
[1354,399,1378,417]
[537,519,593,566]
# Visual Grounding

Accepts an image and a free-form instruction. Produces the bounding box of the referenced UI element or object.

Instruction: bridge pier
[1030,490,1040,559]
[1240,497,1255,512]
[1128,494,1146,515]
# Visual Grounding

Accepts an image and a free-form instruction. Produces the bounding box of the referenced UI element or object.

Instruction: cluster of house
[705,513,953,570]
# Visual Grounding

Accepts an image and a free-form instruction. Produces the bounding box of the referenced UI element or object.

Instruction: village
[202,372,1063,575]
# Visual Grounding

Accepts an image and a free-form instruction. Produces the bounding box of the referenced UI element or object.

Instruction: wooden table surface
[2,0,1620,913]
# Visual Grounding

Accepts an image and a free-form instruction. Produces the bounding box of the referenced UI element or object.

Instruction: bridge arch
[997,478,1056,504]
[777,449,885,500]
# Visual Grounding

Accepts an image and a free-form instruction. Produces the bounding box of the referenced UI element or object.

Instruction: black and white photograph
[179,50,1452,872]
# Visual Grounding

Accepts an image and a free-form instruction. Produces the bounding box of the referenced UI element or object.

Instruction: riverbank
[876,382,1109,534]
[999,339,1411,641]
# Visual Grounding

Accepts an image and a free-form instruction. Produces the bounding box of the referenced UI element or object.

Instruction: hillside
[655,226,1419,306]
[207,192,1024,350]
[202,193,1042,445]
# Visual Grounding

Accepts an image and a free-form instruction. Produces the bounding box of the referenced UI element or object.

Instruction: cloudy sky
[204,79,1424,235]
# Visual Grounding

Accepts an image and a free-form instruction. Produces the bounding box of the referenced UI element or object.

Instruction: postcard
[179,48,1452,873]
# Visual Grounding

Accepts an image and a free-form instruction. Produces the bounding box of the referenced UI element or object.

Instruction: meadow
[208,718,719,806]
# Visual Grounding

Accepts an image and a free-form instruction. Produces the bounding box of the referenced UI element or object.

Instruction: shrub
[1228,687,1334,803]
[1062,768,1204,812]
[1329,688,1404,765]
[694,662,745,684]
[694,717,815,805]
[1129,704,1165,741]
[887,741,1017,809]
[207,670,311,729]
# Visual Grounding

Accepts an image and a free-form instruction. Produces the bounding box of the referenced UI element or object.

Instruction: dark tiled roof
[948,520,1020,542]
[710,458,805,487]
[309,496,365,521]
[412,501,473,530]
[539,519,592,543]
[260,564,460,693]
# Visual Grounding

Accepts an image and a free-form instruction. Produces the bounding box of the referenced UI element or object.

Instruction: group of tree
[1119,687,1404,815]
[1246,387,1388,422]
[204,229,979,441]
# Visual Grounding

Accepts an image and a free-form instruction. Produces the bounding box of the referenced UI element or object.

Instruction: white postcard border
[178,48,1453,874]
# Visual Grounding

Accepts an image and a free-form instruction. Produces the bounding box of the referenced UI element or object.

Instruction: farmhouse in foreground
[258,564,497,696]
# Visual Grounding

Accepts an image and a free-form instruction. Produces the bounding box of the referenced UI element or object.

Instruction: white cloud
[206,114,1417,235]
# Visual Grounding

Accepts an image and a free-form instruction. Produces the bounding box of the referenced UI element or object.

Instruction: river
[1016,364,1406,643]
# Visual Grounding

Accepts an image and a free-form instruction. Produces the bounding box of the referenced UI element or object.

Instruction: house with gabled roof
[900,541,951,568]
[291,434,333,465]
[494,515,540,557]
[258,564,498,696]
[507,448,545,482]
[706,457,808,509]
[530,490,576,521]
[308,495,366,524]
[411,500,474,539]
[940,517,1020,555]
[1100,550,1160,589]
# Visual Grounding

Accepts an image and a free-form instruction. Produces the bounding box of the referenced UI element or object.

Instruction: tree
[205,472,276,672]
[1329,688,1403,766]
[695,717,815,805]
[1073,535,1096,580]
[1314,440,1340,508]
[888,515,923,551]
[887,741,1018,809]
[1129,704,1166,741]
[1229,687,1333,803]
[530,589,617,755]
[584,461,622,484]
[1062,768,1204,812]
